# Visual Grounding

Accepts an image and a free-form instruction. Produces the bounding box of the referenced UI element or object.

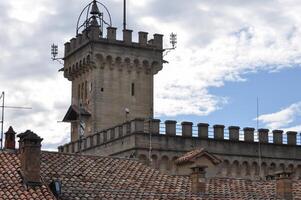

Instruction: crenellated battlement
[59,119,301,178]
[59,118,301,154]
[64,27,163,58]
[63,27,163,81]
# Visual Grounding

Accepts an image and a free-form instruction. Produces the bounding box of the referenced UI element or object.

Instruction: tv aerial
[0,92,32,149]
[163,32,177,57]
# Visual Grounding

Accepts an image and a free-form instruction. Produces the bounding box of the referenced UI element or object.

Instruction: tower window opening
[101,88,104,92]
[84,81,88,99]
[89,82,92,92]
[131,83,135,96]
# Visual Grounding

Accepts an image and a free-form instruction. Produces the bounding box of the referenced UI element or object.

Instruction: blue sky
[164,67,301,129]
[0,0,301,149]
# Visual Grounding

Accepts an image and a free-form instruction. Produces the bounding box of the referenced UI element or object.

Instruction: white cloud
[257,102,301,130]
[9,0,55,23]
[1,0,301,149]
[147,11,301,116]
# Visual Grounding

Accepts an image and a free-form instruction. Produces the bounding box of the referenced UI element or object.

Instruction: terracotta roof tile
[1,150,301,199]
[0,151,55,200]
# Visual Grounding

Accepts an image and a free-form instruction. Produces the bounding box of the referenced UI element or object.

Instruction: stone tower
[62,1,164,142]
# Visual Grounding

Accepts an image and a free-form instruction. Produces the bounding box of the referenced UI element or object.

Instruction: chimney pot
[190,165,207,193]
[275,171,293,200]
[4,126,16,150]
[17,130,43,187]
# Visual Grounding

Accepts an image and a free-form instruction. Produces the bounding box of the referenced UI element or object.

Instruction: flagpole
[1,92,5,149]
[123,0,126,30]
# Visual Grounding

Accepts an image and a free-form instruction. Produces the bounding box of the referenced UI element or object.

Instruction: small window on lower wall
[131,83,135,96]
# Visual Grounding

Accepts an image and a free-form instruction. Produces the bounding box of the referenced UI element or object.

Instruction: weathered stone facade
[62,26,163,141]
[59,119,301,179]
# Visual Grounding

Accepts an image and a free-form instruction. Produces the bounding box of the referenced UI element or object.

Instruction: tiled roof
[175,148,221,165]
[0,151,55,200]
[1,150,301,199]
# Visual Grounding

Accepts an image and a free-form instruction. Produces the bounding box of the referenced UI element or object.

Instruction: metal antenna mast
[0,92,4,150]
[0,92,32,149]
[123,0,127,30]
[257,97,262,178]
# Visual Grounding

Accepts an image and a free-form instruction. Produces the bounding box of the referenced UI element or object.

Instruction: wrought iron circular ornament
[76,0,112,37]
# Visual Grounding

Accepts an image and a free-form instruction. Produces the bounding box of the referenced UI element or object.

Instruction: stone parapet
[273,130,283,144]
[243,127,255,142]
[165,120,177,136]
[181,121,193,137]
[198,123,209,139]
[287,131,297,145]
[229,126,240,141]
[64,28,163,57]
[58,119,300,154]
[259,129,269,143]
[213,125,225,140]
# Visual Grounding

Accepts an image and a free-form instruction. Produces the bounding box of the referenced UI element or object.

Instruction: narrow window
[101,88,104,92]
[131,83,135,96]
[89,82,92,92]
[84,81,87,99]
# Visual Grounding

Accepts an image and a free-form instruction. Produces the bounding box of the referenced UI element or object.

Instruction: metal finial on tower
[90,0,100,15]
[76,0,112,37]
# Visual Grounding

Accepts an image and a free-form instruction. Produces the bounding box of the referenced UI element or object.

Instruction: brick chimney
[190,165,207,193]
[275,171,293,200]
[4,126,16,150]
[17,130,43,186]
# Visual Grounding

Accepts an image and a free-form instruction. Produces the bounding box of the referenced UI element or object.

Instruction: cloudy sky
[0,0,301,150]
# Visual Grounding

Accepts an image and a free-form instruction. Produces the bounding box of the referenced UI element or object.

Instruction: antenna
[51,44,64,65]
[78,101,85,154]
[163,32,177,57]
[257,97,262,179]
[0,92,32,149]
[123,0,127,30]
[170,32,177,49]
[0,92,4,150]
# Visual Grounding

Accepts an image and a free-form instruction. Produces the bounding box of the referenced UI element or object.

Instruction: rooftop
[1,150,301,199]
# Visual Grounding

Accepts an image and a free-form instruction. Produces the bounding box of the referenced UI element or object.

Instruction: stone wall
[63,27,163,140]
[59,118,301,179]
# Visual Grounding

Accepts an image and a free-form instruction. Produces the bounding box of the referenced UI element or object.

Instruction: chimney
[190,165,207,193]
[4,126,16,150]
[275,171,293,200]
[17,130,43,186]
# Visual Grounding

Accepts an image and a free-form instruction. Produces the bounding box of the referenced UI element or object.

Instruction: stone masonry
[59,118,301,179]
[62,26,163,141]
